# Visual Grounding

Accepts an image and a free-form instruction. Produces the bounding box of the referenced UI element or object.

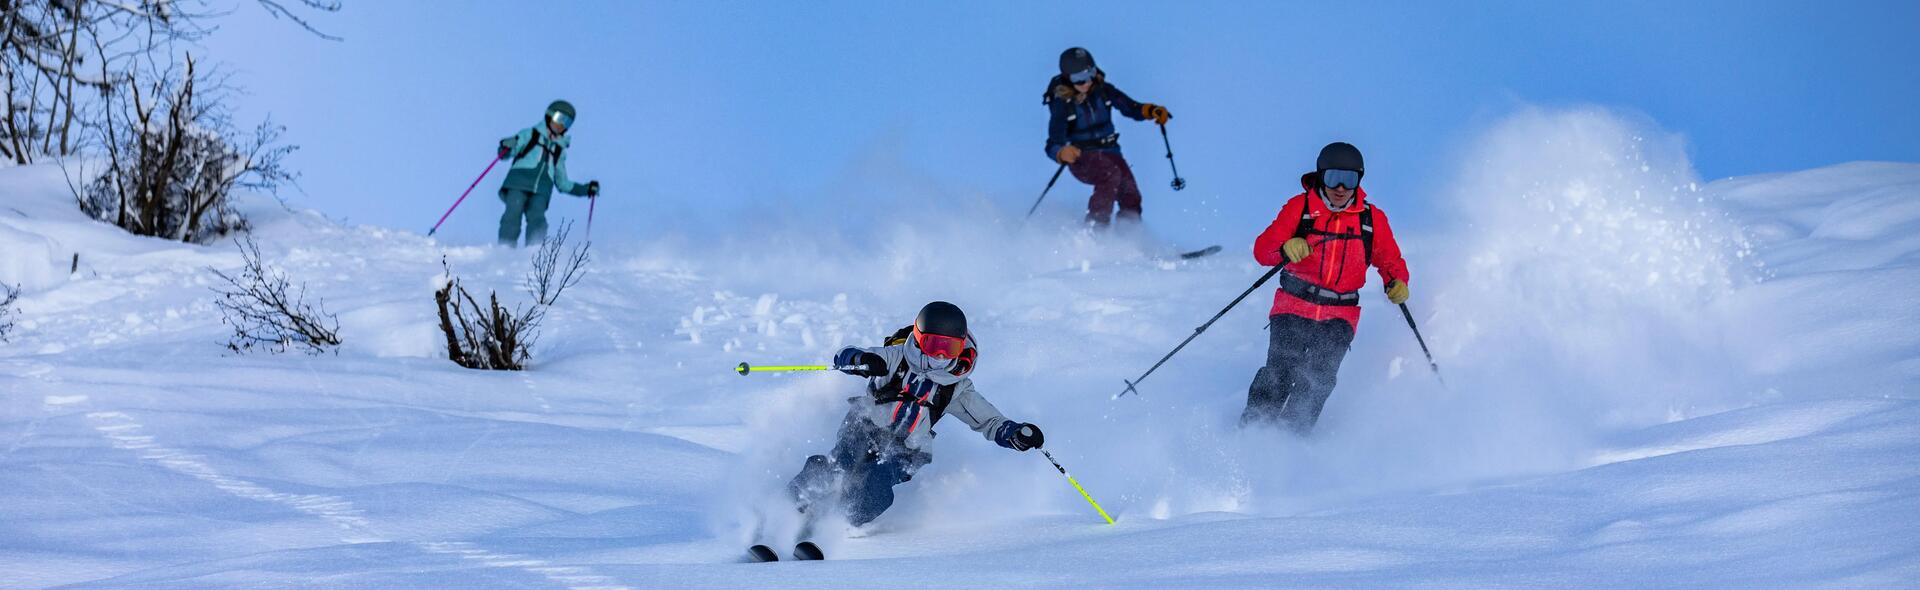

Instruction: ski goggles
[1068,68,1097,85]
[548,110,574,131]
[911,328,968,360]
[1322,168,1362,190]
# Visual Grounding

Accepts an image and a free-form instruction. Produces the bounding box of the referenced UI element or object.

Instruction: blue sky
[200,1,1919,247]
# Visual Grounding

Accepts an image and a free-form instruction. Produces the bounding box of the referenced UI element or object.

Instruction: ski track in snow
[82,410,632,590]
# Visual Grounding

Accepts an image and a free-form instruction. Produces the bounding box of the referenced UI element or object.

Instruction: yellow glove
[1282,237,1311,264]
[1386,279,1410,305]
[1057,144,1082,165]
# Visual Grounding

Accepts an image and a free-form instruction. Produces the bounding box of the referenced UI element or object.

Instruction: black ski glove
[497,143,513,159]
[834,347,886,377]
[586,180,601,197]
[995,422,1044,451]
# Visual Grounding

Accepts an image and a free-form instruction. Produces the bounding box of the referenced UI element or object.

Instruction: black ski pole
[1158,124,1186,191]
[1025,163,1069,220]
[1398,303,1446,387]
[1116,264,1285,399]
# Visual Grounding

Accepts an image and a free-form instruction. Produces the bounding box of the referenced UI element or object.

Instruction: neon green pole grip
[735,362,838,376]
[736,362,829,375]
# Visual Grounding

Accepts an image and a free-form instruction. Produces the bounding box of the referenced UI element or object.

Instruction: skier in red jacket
[1245,142,1411,434]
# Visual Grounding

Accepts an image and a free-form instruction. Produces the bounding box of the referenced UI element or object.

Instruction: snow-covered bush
[77,56,295,244]
[209,236,341,354]
[435,223,590,370]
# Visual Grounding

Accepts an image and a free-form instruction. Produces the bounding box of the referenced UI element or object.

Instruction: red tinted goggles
[912,328,968,360]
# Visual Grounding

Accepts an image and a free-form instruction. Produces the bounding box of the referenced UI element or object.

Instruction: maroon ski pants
[1069,150,1143,226]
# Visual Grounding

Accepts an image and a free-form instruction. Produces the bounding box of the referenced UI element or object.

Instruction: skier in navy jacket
[1044,47,1172,227]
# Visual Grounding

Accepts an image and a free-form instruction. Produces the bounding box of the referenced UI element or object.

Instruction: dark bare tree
[2,0,341,165]
[209,235,341,354]
[0,283,19,343]
[77,53,295,242]
[437,224,591,370]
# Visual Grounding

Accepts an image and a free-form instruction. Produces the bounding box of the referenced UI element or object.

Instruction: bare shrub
[437,222,590,370]
[0,283,19,343]
[209,236,341,354]
[77,55,295,243]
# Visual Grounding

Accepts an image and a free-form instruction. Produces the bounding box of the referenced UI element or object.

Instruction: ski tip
[793,541,825,561]
[746,544,779,563]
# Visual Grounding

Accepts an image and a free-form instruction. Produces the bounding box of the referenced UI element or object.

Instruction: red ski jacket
[1252,177,1410,332]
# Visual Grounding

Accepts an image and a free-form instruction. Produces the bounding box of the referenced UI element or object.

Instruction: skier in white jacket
[787,301,1045,527]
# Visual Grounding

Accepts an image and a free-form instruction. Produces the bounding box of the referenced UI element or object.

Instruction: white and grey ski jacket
[840,341,1012,454]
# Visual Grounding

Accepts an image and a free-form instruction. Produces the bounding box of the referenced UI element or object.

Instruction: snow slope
[3,109,1917,588]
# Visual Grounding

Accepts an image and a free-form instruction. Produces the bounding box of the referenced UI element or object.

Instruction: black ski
[1176,245,1222,260]
[792,541,825,561]
[747,544,780,563]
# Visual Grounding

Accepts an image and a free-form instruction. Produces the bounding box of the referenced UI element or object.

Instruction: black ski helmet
[1316,142,1364,175]
[1059,47,1096,77]
[1320,143,1367,175]
[914,301,968,338]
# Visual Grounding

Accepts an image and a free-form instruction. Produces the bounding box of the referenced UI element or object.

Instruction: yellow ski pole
[734,362,867,376]
[1042,449,1114,525]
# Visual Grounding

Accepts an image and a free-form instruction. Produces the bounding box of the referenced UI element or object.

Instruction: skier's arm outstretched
[949,383,1044,452]
[1103,83,1170,125]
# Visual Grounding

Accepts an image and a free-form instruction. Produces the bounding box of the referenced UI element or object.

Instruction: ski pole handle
[734,362,868,376]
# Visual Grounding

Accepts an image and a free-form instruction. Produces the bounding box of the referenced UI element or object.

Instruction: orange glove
[1141,103,1171,125]
[1057,144,1082,165]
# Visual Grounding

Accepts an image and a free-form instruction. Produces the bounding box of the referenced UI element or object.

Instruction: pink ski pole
[428,156,503,237]
[586,194,596,242]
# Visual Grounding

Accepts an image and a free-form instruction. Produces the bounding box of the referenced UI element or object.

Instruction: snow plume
[1340,107,1765,481]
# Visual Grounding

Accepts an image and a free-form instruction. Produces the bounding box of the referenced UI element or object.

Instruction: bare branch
[0,283,20,344]
[523,221,591,306]
[208,235,341,354]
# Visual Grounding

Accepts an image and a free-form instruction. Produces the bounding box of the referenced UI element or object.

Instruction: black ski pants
[1242,313,1355,434]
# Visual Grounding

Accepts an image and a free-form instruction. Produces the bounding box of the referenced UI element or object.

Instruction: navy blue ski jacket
[1042,72,1151,162]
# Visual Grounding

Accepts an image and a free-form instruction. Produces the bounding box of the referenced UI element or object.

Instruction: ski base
[747,544,779,562]
[793,541,825,561]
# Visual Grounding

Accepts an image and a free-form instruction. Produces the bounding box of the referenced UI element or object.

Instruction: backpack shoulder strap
[514,128,543,161]
[927,383,957,426]
[1360,205,1376,264]
[1292,195,1315,241]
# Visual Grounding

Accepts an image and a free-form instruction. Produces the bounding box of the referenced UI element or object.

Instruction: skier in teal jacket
[495,100,600,246]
